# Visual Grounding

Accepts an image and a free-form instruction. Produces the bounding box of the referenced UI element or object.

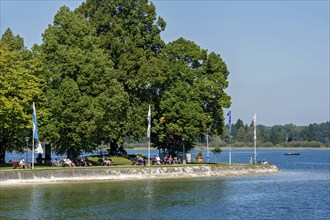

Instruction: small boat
[284,152,300,155]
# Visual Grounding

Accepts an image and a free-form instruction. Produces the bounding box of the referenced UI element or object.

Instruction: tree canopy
[1,0,232,161]
[3,0,329,164]
[41,6,129,157]
[0,30,45,163]
[75,0,168,145]
[152,38,230,154]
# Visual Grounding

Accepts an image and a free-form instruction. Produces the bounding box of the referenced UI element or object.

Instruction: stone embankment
[0,164,280,185]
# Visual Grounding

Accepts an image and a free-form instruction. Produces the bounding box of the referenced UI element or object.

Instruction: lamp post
[203,128,210,163]
[204,132,209,163]
[25,137,29,163]
[182,138,186,165]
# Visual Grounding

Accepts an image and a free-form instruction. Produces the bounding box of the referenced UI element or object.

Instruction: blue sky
[1,0,329,126]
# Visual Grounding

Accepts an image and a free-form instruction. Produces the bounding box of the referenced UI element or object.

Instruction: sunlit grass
[87,156,132,165]
[0,155,269,172]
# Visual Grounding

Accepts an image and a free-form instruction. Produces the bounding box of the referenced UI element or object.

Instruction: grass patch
[0,155,133,171]
[87,156,132,166]
[0,158,264,172]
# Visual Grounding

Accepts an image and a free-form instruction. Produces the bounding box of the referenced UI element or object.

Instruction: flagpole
[254,137,256,164]
[32,102,35,170]
[148,138,151,166]
[206,133,209,163]
[253,114,257,164]
[227,110,232,165]
[32,136,35,170]
[147,105,151,166]
[229,140,232,165]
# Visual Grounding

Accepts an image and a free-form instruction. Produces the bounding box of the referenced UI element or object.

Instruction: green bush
[196,151,203,159]
[212,146,222,155]
[136,152,144,157]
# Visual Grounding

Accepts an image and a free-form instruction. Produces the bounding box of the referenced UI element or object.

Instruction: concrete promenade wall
[0,164,280,185]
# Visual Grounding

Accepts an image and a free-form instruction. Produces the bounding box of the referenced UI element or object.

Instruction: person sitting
[84,157,92,166]
[168,155,174,165]
[132,157,138,165]
[163,156,168,164]
[155,155,161,165]
[132,156,144,165]
[18,159,26,169]
[103,158,112,166]
[100,156,108,166]
[173,157,181,164]
[63,158,75,167]
[151,155,156,165]
[98,157,104,166]
[138,156,144,164]
[19,159,25,166]
[78,157,87,167]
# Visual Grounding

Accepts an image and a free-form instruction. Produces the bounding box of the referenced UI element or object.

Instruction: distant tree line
[216,119,329,148]
[0,0,231,163]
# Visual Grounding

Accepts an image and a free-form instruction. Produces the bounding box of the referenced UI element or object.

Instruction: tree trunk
[67,149,79,160]
[109,142,118,156]
[0,149,5,164]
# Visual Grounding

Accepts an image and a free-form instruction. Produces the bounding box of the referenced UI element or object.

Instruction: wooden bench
[11,161,31,169]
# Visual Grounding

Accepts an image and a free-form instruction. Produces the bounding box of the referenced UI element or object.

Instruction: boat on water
[284,152,300,155]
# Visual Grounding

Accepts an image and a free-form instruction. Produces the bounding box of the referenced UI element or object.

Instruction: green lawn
[0,155,264,172]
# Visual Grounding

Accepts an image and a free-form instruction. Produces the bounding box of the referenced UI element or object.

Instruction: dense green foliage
[0,0,231,162]
[0,29,45,163]
[41,6,129,157]
[75,0,168,151]
[219,119,329,147]
[1,0,328,164]
[152,38,230,155]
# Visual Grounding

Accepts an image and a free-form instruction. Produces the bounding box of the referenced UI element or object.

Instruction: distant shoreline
[128,147,330,151]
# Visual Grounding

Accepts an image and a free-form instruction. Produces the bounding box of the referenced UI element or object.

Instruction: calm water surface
[1,150,329,219]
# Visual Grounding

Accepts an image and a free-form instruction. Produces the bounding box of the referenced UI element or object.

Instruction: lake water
[1,149,329,219]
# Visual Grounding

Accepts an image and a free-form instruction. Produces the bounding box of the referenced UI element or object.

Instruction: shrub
[136,152,144,157]
[196,151,203,159]
[212,146,223,155]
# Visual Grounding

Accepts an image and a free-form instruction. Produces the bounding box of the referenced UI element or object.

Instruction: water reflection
[1,178,228,219]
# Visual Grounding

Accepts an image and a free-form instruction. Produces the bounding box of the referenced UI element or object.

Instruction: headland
[0,164,280,185]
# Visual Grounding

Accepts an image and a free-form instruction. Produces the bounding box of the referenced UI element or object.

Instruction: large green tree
[76,0,167,150]
[41,0,231,157]
[152,38,231,153]
[0,30,45,163]
[41,6,129,157]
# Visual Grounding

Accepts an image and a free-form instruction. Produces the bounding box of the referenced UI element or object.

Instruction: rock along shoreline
[0,164,280,186]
